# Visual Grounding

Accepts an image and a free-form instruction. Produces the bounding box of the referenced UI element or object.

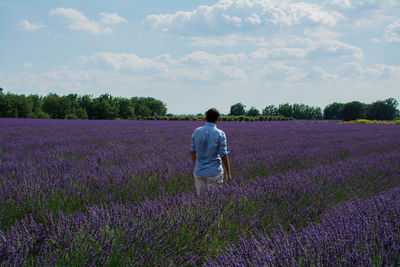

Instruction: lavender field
[1,118,400,266]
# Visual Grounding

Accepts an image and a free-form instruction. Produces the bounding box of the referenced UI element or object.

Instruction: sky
[0,0,399,114]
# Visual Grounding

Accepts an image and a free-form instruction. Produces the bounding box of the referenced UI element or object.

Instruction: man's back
[190,122,228,177]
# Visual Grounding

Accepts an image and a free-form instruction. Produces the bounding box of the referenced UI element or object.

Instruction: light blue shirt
[190,122,229,177]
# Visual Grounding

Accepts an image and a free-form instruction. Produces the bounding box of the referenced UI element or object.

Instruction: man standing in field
[190,108,232,195]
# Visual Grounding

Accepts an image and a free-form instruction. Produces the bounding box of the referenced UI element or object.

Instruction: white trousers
[194,172,224,195]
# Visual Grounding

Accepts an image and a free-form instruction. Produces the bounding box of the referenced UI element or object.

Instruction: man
[190,108,232,195]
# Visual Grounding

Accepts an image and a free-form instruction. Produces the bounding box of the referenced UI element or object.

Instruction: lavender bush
[0,118,400,265]
[209,186,400,266]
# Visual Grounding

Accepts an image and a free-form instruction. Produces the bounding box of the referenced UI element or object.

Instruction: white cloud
[325,0,381,9]
[75,50,250,81]
[188,34,268,47]
[312,66,339,80]
[249,40,363,60]
[161,66,214,81]
[5,69,101,96]
[23,62,32,68]
[289,2,343,26]
[320,40,363,59]
[70,38,365,84]
[155,54,175,65]
[74,55,89,65]
[222,14,242,27]
[219,52,249,65]
[365,64,400,78]
[371,37,381,43]
[100,12,128,24]
[325,0,399,30]
[325,0,354,9]
[177,51,248,80]
[353,17,380,27]
[180,51,248,66]
[143,0,344,34]
[221,66,247,79]
[49,8,112,34]
[303,27,344,40]
[245,13,261,25]
[251,47,309,59]
[338,62,363,77]
[90,52,168,72]
[187,31,360,60]
[338,62,400,79]
[43,68,91,81]
[259,62,308,81]
[181,51,219,65]
[384,19,400,42]
[17,20,46,31]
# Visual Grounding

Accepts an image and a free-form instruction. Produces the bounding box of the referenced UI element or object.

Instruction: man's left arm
[219,132,231,182]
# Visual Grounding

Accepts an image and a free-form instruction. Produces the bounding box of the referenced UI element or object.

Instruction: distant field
[1,119,400,266]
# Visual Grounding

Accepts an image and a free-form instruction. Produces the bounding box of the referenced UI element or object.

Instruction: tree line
[1,88,398,121]
[229,98,399,121]
[323,98,399,121]
[230,102,323,119]
[0,88,167,120]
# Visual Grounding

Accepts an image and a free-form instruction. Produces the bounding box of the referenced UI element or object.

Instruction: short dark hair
[206,108,220,122]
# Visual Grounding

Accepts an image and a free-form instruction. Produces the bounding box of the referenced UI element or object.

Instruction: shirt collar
[205,122,217,127]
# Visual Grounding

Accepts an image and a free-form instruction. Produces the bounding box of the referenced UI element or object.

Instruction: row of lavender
[210,185,400,266]
[1,150,400,265]
[1,119,400,265]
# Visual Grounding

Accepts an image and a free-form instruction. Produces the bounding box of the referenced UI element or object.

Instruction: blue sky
[1,0,399,114]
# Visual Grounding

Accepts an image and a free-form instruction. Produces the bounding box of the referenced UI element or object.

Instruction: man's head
[206,108,220,123]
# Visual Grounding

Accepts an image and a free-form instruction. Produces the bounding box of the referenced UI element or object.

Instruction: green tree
[324,102,344,120]
[229,102,246,116]
[135,104,152,117]
[143,97,167,116]
[366,98,399,120]
[0,88,7,117]
[27,95,42,115]
[117,98,135,119]
[90,94,119,120]
[0,90,168,120]
[42,93,63,119]
[341,101,366,121]
[299,104,323,120]
[68,107,88,119]
[77,95,92,111]
[131,97,167,117]
[0,94,32,118]
[246,106,260,117]
[62,94,90,119]
[277,103,293,118]
[275,103,322,120]
[262,105,277,116]
[292,103,305,119]
[310,106,323,120]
